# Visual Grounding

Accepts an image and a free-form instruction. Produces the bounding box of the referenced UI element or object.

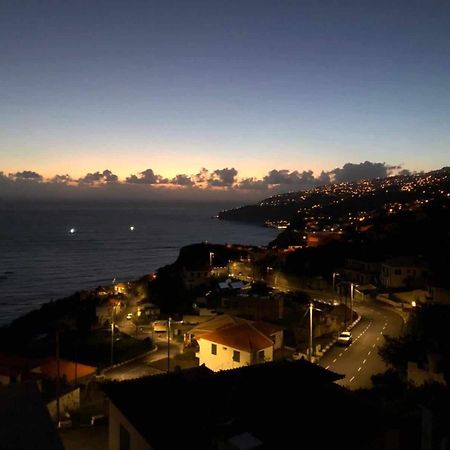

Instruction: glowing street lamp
[209,252,215,267]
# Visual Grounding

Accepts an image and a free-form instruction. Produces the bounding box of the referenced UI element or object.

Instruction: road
[102,333,183,381]
[318,300,404,389]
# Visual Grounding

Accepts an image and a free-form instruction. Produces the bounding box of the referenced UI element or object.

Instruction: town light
[130,226,134,231]
[411,301,417,308]
[69,228,75,234]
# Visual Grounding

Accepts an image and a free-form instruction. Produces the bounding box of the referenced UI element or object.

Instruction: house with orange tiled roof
[195,316,283,371]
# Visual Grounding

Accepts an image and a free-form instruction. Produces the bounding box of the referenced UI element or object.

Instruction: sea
[0,201,278,326]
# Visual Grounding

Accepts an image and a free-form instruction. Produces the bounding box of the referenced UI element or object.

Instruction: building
[340,258,381,285]
[221,293,284,321]
[103,360,390,450]
[0,382,65,450]
[0,352,40,385]
[306,231,343,247]
[187,314,283,371]
[380,257,430,289]
[181,265,211,289]
[196,322,275,371]
[31,357,97,383]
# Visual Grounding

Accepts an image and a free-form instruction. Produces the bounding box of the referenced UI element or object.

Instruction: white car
[337,331,352,346]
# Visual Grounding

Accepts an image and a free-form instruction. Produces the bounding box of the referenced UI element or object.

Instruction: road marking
[344,347,348,352]
[325,365,330,369]
[333,358,337,363]
[376,337,380,341]
[339,353,343,357]
[358,367,362,372]
[372,344,376,348]
[380,331,383,335]
[362,359,366,364]
[367,351,371,356]
[349,376,355,382]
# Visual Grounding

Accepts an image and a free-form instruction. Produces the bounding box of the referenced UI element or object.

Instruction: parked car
[91,414,108,426]
[337,331,352,346]
[58,413,72,429]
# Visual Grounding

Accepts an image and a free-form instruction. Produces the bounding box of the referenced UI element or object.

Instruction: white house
[196,321,277,372]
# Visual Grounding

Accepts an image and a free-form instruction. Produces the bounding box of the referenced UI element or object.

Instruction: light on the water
[130,226,135,231]
[70,228,75,234]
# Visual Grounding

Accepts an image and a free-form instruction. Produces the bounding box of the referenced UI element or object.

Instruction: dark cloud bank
[0,162,412,201]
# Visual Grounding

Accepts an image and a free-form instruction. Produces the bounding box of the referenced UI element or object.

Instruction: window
[119,424,130,450]
[258,350,265,361]
[211,343,217,355]
[233,350,240,362]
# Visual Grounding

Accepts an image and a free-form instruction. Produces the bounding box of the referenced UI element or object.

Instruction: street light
[209,252,215,267]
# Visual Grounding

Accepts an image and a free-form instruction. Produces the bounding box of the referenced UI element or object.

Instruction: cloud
[9,170,43,182]
[263,169,316,187]
[50,174,73,184]
[238,177,269,190]
[208,167,238,187]
[329,161,396,183]
[171,174,194,186]
[194,168,209,184]
[125,168,167,185]
[79,169,118,185]
[0,161,413,201]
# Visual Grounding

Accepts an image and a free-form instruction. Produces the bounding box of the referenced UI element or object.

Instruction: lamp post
[209,252,214,267]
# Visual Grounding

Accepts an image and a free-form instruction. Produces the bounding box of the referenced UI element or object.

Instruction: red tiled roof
[0,352,40,377]
[198,322,274,352]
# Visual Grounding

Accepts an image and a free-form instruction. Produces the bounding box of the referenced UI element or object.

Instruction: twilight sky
[1,0,449,199]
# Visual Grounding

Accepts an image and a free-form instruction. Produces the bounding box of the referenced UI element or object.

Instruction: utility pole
[309,303,313,362]
[350,283,354,324]
[167,317,171,373]
[55,329,61,425]
[110,306,116,366]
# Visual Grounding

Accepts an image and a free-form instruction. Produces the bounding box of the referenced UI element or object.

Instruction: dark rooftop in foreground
[0,382,65,450]
[103,359,387,450]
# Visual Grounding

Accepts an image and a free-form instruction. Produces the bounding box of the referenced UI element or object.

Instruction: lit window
[233,350,240,362]
[211,344,217,355]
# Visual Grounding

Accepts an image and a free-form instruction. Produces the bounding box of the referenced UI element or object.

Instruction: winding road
[319,301,405,389]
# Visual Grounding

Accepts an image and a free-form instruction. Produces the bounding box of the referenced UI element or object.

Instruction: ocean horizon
[0,200,278,326]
